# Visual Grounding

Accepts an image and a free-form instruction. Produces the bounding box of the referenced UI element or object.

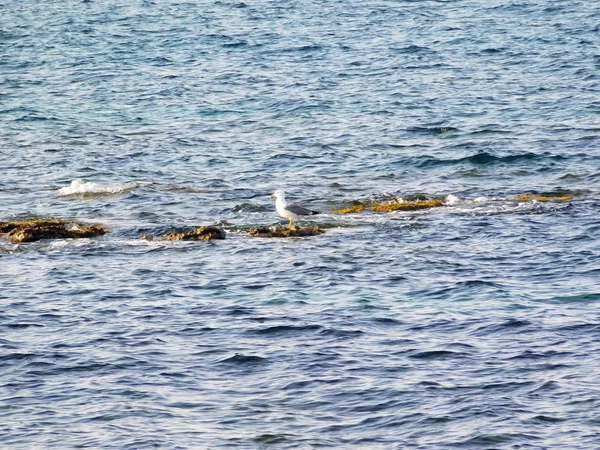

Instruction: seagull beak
[270,194,275,198]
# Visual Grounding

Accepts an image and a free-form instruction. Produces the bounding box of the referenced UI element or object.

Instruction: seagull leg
[288,218,293,228]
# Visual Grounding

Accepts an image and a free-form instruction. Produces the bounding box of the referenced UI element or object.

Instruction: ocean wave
[417,151,567,168]
[58,179,140,197]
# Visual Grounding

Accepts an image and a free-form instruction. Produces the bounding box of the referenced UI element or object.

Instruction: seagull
[270,190,320,227]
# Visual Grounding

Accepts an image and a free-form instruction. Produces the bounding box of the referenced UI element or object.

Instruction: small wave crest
[58,179,139,197]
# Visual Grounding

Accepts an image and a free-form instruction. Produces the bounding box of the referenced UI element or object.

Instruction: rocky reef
[0,219,109,243]
[2,192,575,245]
[249,225,325,238]
[142,226,226,241]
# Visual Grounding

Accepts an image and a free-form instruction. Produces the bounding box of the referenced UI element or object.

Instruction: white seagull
[270,190,320,227]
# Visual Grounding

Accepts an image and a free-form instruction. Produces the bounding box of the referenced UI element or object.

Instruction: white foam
[445,194,460,206]
[58,179,139,196]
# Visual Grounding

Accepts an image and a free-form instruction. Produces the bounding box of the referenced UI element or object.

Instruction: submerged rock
[158,226,226,241]
[249,225,325,238]
[0,219,109,243]
[512,194,573,202]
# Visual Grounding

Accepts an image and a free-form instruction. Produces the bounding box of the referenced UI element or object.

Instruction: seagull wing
[285,202,320,216]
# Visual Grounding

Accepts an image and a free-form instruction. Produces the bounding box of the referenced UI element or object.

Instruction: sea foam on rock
[445,194,460,206]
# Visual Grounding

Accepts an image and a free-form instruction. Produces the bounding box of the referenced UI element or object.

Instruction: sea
[1,0,599,448]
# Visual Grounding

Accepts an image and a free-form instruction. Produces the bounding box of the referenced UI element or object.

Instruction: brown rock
[159,226,226,241]
[249,225,324,238]
[1,219,109,243]
[512,194,573,202]
[370,199,444,212]
[331,203,366,214]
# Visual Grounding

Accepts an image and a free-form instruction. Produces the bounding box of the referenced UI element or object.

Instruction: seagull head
[270,190,285,200]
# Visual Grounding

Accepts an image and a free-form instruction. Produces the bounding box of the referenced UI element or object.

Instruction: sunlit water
[1,0,599,448]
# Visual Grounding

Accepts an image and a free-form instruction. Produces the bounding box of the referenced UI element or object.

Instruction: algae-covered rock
[0,219,109,243]
[249,225,325,238]
[0,219,66,234]
[512,194,573,202]
[370,199,445,212]
[331,203,366,214]
[159,226,226,241]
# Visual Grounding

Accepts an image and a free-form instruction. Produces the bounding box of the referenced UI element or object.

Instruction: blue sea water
[1,0,599,448]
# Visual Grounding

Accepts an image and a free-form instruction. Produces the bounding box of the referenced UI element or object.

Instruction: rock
[249,225,325,238]
[0,219,109,243]
[0,223,20,233]
[512,194,572,202]
[370,199,445,212]
[331,198,445,214]
[159,226,226,241]
[0,219,67,234]
[331,203,366,214]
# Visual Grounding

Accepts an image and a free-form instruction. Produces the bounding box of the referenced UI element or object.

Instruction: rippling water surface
[1,0,599,448]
